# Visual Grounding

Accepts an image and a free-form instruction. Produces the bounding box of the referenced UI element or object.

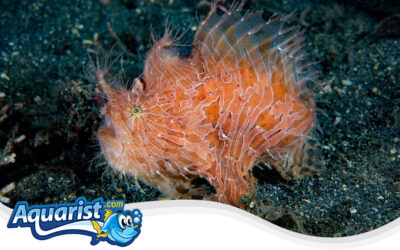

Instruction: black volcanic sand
[0,0,399,237]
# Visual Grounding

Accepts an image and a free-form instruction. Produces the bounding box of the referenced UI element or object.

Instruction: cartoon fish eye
[118,215,128,229]
[126,215,132,226]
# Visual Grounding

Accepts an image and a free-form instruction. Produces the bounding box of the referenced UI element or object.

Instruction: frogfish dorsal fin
[193,4,313,96]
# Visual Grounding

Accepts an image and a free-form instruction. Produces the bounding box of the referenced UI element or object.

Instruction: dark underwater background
[1,0,400,236]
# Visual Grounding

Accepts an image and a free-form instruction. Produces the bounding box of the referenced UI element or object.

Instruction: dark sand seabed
[0,0,399,237]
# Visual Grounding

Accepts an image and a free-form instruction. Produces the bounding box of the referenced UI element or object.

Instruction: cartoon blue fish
[91,209,141,245]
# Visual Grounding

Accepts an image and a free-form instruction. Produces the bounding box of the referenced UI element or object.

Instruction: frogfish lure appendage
[95,3,324,206]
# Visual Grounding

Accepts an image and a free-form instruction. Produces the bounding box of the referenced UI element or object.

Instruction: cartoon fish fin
[97,232,109,238]
[103,209,113,221]
[92,220,102,234]
[91,221,109,238]
[266,137,324,180]
[193,3,312,91]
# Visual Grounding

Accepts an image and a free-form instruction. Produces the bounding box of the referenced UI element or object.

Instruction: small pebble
[342,79,352,86]
[249,201,255,209]
[1,72,10,80]
[34,95,45,105]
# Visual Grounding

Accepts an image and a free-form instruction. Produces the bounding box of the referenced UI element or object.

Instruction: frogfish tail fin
[266,137,324,180]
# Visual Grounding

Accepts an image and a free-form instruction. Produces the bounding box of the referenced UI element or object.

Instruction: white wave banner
[1,200,399,250]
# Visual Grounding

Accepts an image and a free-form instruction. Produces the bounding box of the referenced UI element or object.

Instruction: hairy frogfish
[95,3,323,206]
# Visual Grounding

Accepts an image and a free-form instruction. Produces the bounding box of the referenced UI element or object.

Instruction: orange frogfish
[95,3,323,206]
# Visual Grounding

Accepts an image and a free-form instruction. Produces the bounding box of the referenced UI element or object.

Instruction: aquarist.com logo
[7,197,142,247]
